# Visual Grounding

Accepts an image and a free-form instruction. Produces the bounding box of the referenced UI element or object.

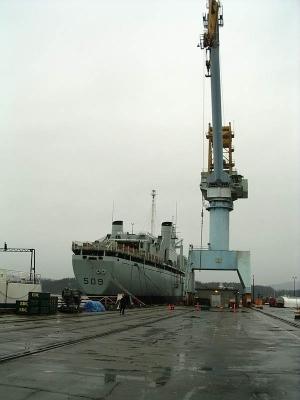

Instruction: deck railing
[72,241,175,269]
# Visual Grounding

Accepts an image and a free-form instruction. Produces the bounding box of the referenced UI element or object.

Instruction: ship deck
[0,306,299,399]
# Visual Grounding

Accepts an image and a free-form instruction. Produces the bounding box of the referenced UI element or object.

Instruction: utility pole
[292,276,297,297]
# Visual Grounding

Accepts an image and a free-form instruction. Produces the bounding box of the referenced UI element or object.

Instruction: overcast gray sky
[0,0,299,286]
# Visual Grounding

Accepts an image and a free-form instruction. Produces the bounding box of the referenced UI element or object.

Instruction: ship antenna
[150,189,157,235]
[111,200,115,222]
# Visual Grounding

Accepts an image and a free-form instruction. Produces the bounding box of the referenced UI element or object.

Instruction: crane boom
[201,0,226,184]
[204,0,220,48]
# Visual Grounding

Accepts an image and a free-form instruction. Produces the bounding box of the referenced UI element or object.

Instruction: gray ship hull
[72,254,184,303]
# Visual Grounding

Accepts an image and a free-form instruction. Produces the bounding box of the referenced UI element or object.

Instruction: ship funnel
[161,221,172,239]
[112,220,123,238]
[160,222,173,262]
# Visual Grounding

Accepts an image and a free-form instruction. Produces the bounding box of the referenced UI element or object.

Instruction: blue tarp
[84,300,105,312]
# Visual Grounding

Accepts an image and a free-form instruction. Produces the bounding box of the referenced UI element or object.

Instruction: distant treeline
[41,278,83,295]
[275,289,300,297]
[195,281,300,298]
[41,278,300,298]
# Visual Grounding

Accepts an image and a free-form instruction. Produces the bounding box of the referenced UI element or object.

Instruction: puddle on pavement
[99,366,172,389]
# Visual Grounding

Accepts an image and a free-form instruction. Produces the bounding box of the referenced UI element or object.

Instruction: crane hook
[205,48,211,78]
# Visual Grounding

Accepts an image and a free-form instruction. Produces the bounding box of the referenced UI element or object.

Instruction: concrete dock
[0,307,299,399]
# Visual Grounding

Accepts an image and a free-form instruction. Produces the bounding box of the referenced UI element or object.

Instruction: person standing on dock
[119,294,129,315]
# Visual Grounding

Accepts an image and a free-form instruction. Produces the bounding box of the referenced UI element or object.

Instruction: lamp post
[252,274,255,303]
[292,276,297,297]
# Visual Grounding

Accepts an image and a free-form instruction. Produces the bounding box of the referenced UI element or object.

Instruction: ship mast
[150,190,156,235]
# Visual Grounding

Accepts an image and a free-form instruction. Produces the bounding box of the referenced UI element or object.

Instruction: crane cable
[202,50,206,172]
[219,46,225,123]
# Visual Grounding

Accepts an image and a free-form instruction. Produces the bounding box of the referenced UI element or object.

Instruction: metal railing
[189,246,210,251]
[72,241,178,269]
[0,269,41,284]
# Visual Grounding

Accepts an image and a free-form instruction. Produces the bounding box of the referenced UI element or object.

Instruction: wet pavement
[0,307,299,399]
[255,306,300,326]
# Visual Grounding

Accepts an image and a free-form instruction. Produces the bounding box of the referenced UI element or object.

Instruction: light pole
[292,276,297,297]
[252,274,255,303]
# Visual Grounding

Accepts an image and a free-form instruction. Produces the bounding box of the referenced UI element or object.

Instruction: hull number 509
[83,277,103,285]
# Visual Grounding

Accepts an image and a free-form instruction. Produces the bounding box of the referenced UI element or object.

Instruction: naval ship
[72,220,186,304]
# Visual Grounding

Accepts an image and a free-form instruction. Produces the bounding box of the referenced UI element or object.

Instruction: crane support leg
[188,249,251,295]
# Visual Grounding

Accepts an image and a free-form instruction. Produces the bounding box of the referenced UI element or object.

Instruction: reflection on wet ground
[0,307,299,399]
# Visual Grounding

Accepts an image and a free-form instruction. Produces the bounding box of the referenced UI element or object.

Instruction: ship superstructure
[72,220,185,303]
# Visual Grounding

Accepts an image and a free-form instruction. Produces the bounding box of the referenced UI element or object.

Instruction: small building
[194,285,239,308]
[0,269,41,308]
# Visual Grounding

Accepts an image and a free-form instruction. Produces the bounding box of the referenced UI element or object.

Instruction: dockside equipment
[60,288,81,312]
[16,292,58,315]
[186,0,252,304]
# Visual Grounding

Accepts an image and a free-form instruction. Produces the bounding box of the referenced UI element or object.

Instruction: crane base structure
[185,249,251,305]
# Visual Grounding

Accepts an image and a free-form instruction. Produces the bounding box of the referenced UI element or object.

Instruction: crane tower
[186,0,252,304]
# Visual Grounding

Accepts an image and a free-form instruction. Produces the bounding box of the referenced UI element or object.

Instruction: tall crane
[186,0,252,305]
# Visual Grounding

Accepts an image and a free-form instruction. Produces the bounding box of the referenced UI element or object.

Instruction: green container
[39,299,51,307]
[38,292,51,300]
[17,309,28,315]
[28,307,39,314]
[39,306,50,314]
[28,292,51,300]
[49,301,58,312]
[28,299,40,307]
[16,300,28,314]
[50,296,58,304]
[28,292,40,300]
